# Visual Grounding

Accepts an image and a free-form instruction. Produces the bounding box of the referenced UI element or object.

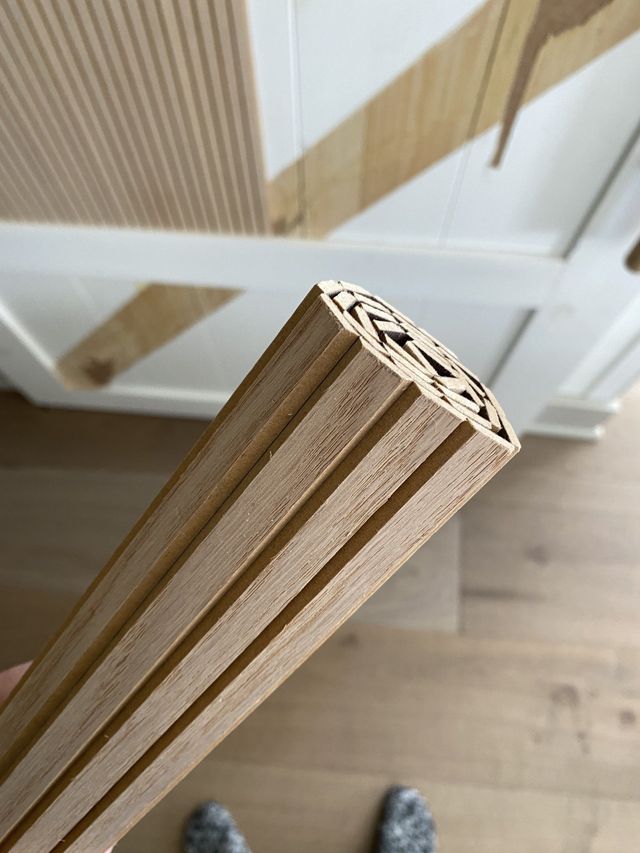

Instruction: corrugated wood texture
[57,283,241,389]
[0,283,517,852]
[0,0,268,233]
[270,0,640,237]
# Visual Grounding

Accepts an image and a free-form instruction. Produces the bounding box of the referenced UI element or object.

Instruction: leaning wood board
[0,281,519,852]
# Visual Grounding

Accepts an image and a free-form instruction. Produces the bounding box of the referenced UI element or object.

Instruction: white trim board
[529,397,620,441]
[0,223,559,308]
[492,129,640,434]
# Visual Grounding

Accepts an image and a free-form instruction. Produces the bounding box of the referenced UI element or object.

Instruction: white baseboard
[528,396,619,441]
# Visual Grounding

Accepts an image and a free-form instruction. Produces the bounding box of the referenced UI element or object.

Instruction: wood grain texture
[0,283,517,852]
[0,0,268,233]
[0,286,354,773]
[120,753,640,853]
[3,387,640,853]
[56,283,241,389]
[59,429,511,853]
[270,0,640,236]
[207,619,640,803]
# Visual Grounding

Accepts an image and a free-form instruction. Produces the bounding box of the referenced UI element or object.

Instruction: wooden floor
[1,388,639,852]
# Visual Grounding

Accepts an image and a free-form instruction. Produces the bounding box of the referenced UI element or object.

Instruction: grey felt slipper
[182,801,251,853]
[376,786,437,853]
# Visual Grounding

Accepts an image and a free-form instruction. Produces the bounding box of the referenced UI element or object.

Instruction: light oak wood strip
[59,426,512,853]
[0,287,355,773]
[0,340,410,843]
[0,5,98,224]
[2,391,638,853]
[8,389,463,850]
[56,283,242,389]
[24,0,147,227]
[0,0,268,233]
[0,283,517,850]
[270,0,640,236]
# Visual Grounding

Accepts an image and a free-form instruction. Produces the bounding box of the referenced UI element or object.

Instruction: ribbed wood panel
[0,0,268,233]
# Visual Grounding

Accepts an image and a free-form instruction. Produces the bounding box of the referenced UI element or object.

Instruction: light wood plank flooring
[0,388,639,852]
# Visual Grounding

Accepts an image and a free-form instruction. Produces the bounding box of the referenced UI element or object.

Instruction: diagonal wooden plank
[268,0,505,237]
[490,0,616,165]
[270,0,640,237]
[56,283,241,389]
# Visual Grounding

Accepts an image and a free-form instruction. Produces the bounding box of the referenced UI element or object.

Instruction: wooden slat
[56,283,241,389]
[270,0,640,236]
[0,0,268,233]
[0,282,518,852]
[0,286,355,768]
[59,428,510,853]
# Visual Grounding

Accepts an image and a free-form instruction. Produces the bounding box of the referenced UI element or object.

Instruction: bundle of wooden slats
[0,281,519,852]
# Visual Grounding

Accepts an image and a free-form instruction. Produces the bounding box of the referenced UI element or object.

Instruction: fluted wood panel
[0,0,268,233]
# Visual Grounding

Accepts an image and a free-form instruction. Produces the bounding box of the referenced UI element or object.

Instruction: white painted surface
[559,293,640,398]
[440,32,640,255]
[330,148,463,247]
[294,0,481,148]
[589,337,640,402]
[246,0,300,179]
[0,224,557,307]
[492,129,640,433]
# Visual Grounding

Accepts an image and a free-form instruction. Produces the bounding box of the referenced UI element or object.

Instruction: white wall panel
[295,0,483,148]
[330,148,462,247]
[0,274,135,360]
[443,31,640,256]
[246,0,299,180]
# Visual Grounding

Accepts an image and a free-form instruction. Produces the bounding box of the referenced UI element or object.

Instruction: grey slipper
[182,801,251,853]
[377,786,437,853]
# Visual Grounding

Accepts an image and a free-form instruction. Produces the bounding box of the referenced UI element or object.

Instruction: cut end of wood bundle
[319,281,519,450]
[0,281,518,853]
